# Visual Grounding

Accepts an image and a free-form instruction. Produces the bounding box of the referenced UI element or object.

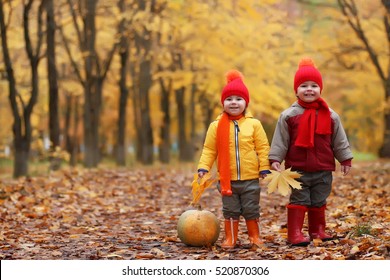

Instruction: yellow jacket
[198,112,270,180]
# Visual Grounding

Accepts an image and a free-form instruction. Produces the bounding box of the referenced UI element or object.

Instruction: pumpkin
[177,209,220,247]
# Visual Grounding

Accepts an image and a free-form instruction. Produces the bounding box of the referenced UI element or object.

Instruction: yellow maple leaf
[190,173,216,206]
[265,171,279,194]
[264,168,302,196]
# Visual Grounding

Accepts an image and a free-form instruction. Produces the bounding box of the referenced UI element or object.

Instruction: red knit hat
[294,58,323,93]
[221,70,249,106]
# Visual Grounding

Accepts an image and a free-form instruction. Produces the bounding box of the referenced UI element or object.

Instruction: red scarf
[295,98,331,148]
[217,112,243,196]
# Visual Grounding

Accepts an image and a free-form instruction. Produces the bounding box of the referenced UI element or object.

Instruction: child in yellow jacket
[197,70,270,248]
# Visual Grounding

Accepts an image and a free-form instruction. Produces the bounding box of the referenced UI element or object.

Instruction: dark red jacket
[269,102,353,172]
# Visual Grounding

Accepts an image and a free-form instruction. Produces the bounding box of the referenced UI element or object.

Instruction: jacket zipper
[233,120,240,180]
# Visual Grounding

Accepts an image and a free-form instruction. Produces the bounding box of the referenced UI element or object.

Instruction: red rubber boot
[308,205,333,241]
[287,204,310,246]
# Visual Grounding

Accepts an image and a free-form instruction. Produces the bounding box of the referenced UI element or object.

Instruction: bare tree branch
[338,0,386,81]
[58,23,85,86]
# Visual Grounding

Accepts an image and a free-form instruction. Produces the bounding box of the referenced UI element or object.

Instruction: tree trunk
[83,0,97,167]
[379,111,390,157]
[13,139,29,178]
[64,94,73,165]
[133,0,154,165]
[64,94,80,166]
[46,0,61,170]
[116,50,129,166]
[72,95,80,166]
[189,83,197,157]
[129,60,143,162]
[379,90,390,157]
[158,75,171,163]
[131,73,142,163]
[380,1,390,157]
[1,2,20,177]
[83,0,100,167]
[1,0,44,177]
[198,91,218,144]
[60,0,117,167]
[175,86,193,162]
[138,58,154,164]
[83,81,102,167]
[115,0,129,166]
[173,52,194,162]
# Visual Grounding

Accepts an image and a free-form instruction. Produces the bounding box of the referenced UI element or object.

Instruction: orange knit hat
[221,70,249,106]
[294,58,323,93]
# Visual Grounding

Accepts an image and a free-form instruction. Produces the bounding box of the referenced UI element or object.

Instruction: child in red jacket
[269,58,353,246]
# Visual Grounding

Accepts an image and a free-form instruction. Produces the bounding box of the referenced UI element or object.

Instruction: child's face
[296,81,321,103]
[223,95,246,116]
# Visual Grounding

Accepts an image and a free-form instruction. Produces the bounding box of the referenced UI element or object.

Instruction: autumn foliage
[1,0,389,179]
[0,160,388,260]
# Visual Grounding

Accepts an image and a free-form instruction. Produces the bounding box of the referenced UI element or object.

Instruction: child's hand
[341,165,351,176]
[259,170,271,179]
[198,170,208,178]
[271,162,282,172]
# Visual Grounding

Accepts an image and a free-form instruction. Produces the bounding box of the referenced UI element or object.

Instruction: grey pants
[290,171,332,207]
[217,179,260,220]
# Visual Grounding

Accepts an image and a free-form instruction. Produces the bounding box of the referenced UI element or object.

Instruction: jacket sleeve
[197,121,218,171]
[254,120,271,171]
[331,111,353,163]
[269,112,290,163]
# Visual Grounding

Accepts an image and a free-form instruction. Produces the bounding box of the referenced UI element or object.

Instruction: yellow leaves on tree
[190,173,216,206]
[264,168,302,196]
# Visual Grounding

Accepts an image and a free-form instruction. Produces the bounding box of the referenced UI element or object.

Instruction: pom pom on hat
[294,57,323,93]
[298,57,316,68]
[221,69,249,106]
[226,69,244,83]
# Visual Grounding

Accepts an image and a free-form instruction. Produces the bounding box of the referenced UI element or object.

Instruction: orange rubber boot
[221,219,238,249]
[245,219,263,247]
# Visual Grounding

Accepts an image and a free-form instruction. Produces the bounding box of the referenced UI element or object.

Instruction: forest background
[0,0,390,178]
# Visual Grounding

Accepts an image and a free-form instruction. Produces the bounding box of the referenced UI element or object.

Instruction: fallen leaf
[264,168,302,196]
[190,173,216,205]
[350,245,360,254]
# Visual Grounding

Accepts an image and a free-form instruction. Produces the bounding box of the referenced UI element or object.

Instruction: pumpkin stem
[195,204,202,211]
[189,202,202,210]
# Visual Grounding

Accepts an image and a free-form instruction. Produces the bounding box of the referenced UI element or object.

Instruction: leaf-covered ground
[0,160,389,260]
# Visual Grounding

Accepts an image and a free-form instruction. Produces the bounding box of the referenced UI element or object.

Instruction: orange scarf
[217,112,244,196]
[295,98,332,148]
